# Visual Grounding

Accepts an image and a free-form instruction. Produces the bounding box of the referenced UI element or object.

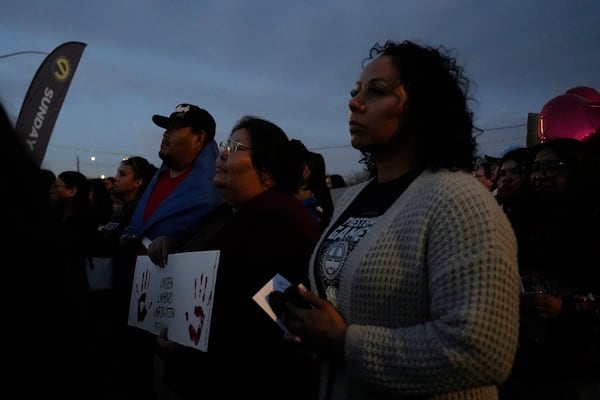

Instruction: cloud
[1,1,599,178]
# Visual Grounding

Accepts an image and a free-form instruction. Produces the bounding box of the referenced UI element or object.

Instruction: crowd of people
[471,137,600,400]
[3,37,599,400]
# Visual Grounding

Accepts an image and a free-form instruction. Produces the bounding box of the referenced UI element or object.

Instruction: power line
[313,123,528,149]
[47,122,529,156]
[481,123,527,132]
[0,51,48,59]
[474,123,527,138]
[50,143,156,160]
[310,144,354,151]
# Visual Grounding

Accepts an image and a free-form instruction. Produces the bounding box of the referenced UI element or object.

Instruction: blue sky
[1,1,599,179]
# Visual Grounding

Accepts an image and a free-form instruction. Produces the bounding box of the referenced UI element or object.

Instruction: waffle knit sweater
[309,169,520,400]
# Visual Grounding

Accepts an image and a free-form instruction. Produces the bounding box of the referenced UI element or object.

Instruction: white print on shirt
[318,216,378,306]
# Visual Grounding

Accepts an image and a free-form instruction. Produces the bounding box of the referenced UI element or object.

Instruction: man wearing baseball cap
[152,104,216,139]
[124,103,222,241]
[117,103,223,397]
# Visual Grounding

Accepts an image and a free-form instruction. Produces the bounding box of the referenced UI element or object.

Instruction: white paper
[252,273,292,334]
[128,250,220,352]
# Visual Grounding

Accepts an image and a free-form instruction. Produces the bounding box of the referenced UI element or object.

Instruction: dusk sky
[1,1,599,179]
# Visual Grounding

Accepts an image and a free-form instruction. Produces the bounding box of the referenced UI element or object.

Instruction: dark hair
[471,157,492,176]
[500,147,533,174]
[38,169,57,201]
[305,152,326,192]
[532,138,599,204]
[358,40,477,176]
[121,156,157,194]
[58,171,91,209]
[88,177,113,225]
[231,115,304,194]
[327,174,347,189]
[289,140,335,230]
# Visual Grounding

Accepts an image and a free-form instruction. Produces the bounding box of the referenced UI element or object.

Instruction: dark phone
[268,285,311,317]
[282,284,312,309]
[268,291,286,317]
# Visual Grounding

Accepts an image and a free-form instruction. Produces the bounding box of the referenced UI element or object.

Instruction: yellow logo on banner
[53,56,71,81]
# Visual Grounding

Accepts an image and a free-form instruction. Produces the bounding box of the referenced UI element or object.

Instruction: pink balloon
[566,86,600,102]
[539,86,600,142]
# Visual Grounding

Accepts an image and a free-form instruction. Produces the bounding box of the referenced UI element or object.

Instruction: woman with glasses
[496,147,533,201]
[501,137,600,400]
[152,115,322,400]
[48,170,102,390]
[471,156,496,190]
[494,147,534,243]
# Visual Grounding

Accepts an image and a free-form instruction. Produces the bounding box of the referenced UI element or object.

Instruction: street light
[91,156,99,177]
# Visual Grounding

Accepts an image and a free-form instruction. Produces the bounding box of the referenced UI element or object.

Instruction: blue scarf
[125,140,222,241]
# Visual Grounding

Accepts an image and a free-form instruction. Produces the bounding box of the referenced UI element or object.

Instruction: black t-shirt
[313,170,422,303]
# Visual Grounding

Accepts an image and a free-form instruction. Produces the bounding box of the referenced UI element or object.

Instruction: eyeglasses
[530,161,566,177]
[219,139,251,154]
[497,167,525,178]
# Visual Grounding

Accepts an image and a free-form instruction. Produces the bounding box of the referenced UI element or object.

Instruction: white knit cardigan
[309,169,520,400]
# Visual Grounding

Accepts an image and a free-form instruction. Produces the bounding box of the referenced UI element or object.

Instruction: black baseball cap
[152,103,216,139]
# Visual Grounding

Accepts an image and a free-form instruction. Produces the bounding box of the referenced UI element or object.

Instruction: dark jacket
[161,190,321,400]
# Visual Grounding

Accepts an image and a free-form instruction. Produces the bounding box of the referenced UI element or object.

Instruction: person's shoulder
[194,140,220,166]
[418,170,516,238]
[421,169,492,193]
[411,169,501,212]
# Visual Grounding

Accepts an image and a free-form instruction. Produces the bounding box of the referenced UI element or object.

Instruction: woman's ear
[397,83,408,110]
[260,171,275,189]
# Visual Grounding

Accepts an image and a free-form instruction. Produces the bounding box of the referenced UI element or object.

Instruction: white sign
[128,251,220,352]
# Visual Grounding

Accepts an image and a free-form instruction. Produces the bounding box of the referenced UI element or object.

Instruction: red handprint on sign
[136,269,153,322]
[185,272,213,345]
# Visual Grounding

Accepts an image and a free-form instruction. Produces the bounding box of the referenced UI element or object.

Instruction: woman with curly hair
[274,40,521,400]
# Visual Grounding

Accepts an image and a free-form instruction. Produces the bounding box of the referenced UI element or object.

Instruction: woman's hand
[281,284,348,360]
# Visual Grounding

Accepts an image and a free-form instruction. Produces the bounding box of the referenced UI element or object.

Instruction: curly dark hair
[358,40,478,176]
